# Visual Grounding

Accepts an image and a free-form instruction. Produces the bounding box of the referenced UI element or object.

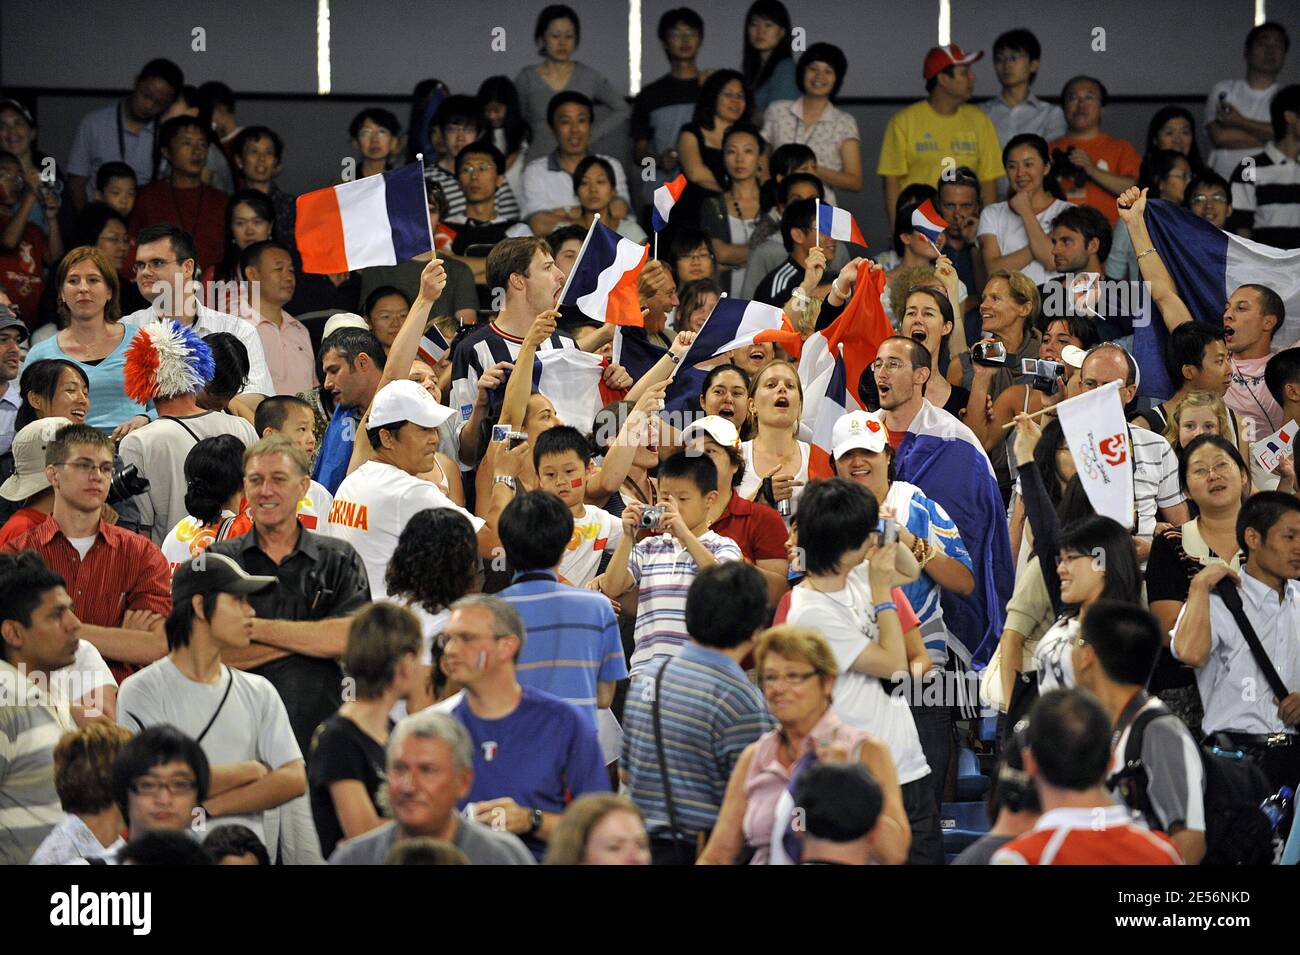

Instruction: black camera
[1022,358,1065,395]
[1050,148,1087,185]
[106,463,149,506]
[972,340,1009,368]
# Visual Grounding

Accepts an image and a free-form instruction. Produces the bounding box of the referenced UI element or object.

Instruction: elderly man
[328,709,535,865]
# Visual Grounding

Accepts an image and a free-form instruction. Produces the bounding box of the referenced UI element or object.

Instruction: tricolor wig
[124,321,216,403]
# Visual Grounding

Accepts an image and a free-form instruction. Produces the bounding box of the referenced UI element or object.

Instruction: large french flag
[890,402,1013,668]
[910,198,949,245]
[1134,198,1300,398]
[808,346,850,479]
[816,200,867,247]
[296,162,431,274]
[530,349,606,434]
[612,326,704,414]
[798,265,892,439]
[652,174,688,233]
[679,297,802,367]
[561,220,648,327]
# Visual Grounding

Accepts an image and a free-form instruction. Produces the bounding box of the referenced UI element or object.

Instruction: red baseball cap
[923,44,984,81]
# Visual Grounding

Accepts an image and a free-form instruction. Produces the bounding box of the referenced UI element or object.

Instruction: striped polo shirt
[1230,142,1300,249]
[0,661,77,864]
[497,571,628,727]
[627,530,743,672]
[1128,426,1186,539]
[621,643,775,837]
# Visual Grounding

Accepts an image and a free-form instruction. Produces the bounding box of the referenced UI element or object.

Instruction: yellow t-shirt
[877,100,1004,188]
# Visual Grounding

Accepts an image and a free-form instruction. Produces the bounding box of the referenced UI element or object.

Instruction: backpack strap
[1213,578,1291,701]
[1109,703,1170,830]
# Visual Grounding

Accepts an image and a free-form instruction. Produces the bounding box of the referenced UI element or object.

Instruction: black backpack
[1110,704,1274,866]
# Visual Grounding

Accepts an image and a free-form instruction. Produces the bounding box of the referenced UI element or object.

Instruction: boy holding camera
[600,453,742,674]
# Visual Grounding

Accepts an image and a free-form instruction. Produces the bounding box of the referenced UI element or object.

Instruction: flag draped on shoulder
[889,401,1012,668]
[798,265,892,440]
[296,162,431,273]
[560,220,649,327]
[1134,198,1300,397]
[678,297,801,367]
[808,346,850,479]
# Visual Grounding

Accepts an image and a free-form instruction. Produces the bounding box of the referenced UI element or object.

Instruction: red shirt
[994,806,1182,865]
[885,426,905,451]
[129,180,229,275]
[1048,132,1141,226]
[0,211,48,328]
[711,492,788,563]
[1,517,172,681]
[0,507,49,546]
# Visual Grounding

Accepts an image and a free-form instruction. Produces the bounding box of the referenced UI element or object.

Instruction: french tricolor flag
[816,200,867,247]
[910,199,949,245]
[678,296,802,367]
[652,174,687,233]
[416,324,449,365]
[560,219,649,327]
[295,162,431,274]
[808,345,850,479]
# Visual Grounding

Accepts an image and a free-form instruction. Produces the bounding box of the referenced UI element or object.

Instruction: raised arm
[499,309,559,431]
[1116,187,1193,332]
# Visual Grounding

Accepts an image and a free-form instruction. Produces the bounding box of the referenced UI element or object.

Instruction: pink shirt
[742,707,874,864]
[1226,353,1283,444]
[246,309,318,396]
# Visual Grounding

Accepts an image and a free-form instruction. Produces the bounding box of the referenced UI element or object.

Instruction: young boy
[601,452,742,672]
[751,197,836,308]
[253,394,334,530]
[533,426,621,586]
[94,161,138,218]
[231,126,295,249]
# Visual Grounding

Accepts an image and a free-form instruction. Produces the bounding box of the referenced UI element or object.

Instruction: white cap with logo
[679,415,741,450]
[831,410,889,459]
[369,379,456,430]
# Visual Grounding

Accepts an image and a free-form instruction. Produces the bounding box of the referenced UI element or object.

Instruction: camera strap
[161,415,204,445]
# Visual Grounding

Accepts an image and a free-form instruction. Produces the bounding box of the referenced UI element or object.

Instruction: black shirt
[308,713,390,858]
[208,526,371,754]
[754,256,805,307]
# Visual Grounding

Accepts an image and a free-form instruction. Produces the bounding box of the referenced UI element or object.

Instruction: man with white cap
[118,550,305,860]
[679,414,789,603]
[326,379,486,599]
[878,43,1002,233]
[0,304,25,456]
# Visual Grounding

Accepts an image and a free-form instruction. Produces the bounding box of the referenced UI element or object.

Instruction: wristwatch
[527,808,543,835]
[493,475,518,491]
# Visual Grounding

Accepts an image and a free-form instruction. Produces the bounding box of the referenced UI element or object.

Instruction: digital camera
[972,340,1009,367]
[1021,358,1064,394]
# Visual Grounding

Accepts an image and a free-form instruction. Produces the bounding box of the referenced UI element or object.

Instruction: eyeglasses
[357,128,393,140]
[99,234,130,247]
[871,358,909,372]
[680,251,713,262]
[1065,93,1100,105]
[1190,194,1228,207]
[459,163,496,176]
[131,257,178,274]
[434,631,505,649]
[56,461,114,477]
[1189,463,1235,480]
[759,670,819,688]
[130,777,198,796]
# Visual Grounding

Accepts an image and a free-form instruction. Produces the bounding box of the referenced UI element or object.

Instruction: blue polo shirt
[497,570,628,727]
[66,100,159,201]
[313,405,361,495]
[454,685,609,858]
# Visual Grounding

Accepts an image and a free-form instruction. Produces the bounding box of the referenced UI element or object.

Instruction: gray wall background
[3,0,1297,247]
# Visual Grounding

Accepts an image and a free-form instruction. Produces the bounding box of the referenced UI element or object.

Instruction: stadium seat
[955,747,990,801]
[941,800,992,862]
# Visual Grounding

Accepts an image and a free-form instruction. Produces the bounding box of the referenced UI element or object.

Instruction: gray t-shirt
[328,819,535,865]
[118,411,259,544]
[117,658,303,848]
[951,832,1015,865]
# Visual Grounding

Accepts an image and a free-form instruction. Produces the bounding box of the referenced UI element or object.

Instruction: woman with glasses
[1144,435,1251,735]
[697,625,910,864]
[23,246,152,438]
[348,108,402,180]
[1106,148,1195,281]
[1011,413,1142,694]
[385,508,483,713]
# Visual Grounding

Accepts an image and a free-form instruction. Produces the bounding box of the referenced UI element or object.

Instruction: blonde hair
[56,246,122,324]
[244,433,310,476]
[749,358,804,435]
[1165,389,1232,447]
[985,269,1041,332]
[543,794,646,865]
[755,625,838,680]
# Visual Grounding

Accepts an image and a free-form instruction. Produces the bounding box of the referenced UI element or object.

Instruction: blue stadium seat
[941,800,992,862]
[955,747,990,801]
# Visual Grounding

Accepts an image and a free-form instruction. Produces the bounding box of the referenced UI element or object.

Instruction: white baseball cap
[1060,345,1087,370]
[680,415,741,450]
[369,379,456,430]
[322,312,369,340]
[831,410,888,459]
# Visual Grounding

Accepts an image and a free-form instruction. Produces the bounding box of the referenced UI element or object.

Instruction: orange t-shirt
[1049,132,1141,226]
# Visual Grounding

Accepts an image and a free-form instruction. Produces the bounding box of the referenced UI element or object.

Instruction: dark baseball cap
[0,304,27,341]
[171,550,277,606]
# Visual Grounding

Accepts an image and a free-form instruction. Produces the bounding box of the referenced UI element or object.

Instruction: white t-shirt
[977,198,1073,286]
[160,510,248,575]
[783,566,931,785]
[295,480,334,534]
[118,411,260,544]
[558,504,623,586]
[737,440,810,521]
[1204,79,1279,180]
[117,658,302,849]
[50,640,117,712]
[325,460,484,600]
[390,603,449,722]
[67,536,96,559]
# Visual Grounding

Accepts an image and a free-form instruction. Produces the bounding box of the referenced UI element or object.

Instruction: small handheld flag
[652,174,687,233]
[296,161,432,273]
[559,218,649,327]
[910,199,949,252]
[816,201,868,247]
[417,324,450,365]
